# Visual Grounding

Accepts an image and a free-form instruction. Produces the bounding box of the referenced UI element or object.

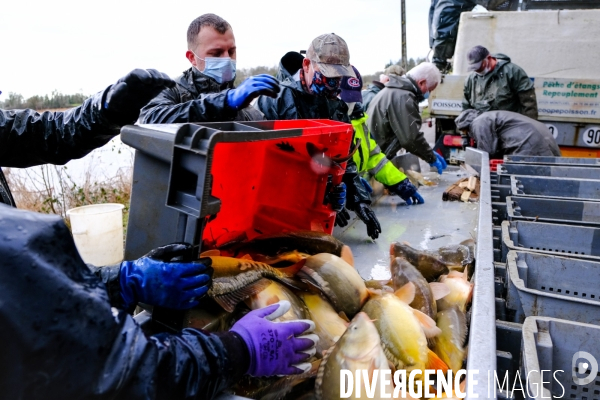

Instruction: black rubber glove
[335,207,351,227]
[354,203,382,240]
[342,166,371,211]
[103,68,176,126]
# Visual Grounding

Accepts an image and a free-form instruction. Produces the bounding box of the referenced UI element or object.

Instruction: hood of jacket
[276,51,305,82]
[491,53,511,71]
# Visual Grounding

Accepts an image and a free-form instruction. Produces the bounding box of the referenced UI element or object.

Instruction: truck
[430,3,600,162]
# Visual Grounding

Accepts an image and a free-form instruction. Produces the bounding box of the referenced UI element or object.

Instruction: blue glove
[326,182,346,212]
[429,152,448,175]
[387,178,425,205]
[119,243,213,310]
[226,74,280,111]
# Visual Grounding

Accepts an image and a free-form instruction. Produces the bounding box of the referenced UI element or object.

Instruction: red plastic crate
[203,119,353,244]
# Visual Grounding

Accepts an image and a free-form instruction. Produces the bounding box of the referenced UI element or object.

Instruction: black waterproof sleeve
[88,264,127,310]
[257,86,299,120]
[0,204,246,400]
[138,86,237,124]
[0,90,120,168]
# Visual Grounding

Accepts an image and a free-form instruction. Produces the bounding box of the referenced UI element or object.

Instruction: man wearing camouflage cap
[257,33,355,122]
[462,45,538,119]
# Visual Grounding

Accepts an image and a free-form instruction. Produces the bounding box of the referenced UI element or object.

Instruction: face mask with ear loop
[475,60,493,76]
[192,52,236,84]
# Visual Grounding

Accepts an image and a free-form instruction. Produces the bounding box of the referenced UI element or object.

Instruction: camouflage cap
[306,33,355,78]
[383,64,405,76]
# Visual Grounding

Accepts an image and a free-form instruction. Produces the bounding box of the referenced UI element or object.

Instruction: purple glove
[231,300,318,377]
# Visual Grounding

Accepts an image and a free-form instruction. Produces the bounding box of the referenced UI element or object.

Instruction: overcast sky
[0,0,431,98]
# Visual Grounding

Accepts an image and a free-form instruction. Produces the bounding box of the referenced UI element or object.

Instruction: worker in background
[429,0,477,73]
[257,32,353,122]
[361,64,405,111]
[462,45,538,120]
[455,109,561,157]
[336,66,425,239]
[367,62,448,174]
[0,71,317,398]
[139,13,280,123]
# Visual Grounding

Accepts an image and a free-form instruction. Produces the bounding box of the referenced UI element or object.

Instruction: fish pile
[182,231,476,400]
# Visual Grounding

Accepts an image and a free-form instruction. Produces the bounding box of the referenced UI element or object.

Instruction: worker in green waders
[335,65,425,240]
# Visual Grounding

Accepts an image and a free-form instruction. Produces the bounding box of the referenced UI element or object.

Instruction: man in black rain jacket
[139,13,279,124]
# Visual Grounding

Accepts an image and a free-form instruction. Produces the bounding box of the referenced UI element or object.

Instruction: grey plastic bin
[505,251,600,324]
[504,155,600,167]
[506,196,600,227]
[501,220,600,262]
[496,164,600,184]
[510,175,600,202]
[522,317,600,400]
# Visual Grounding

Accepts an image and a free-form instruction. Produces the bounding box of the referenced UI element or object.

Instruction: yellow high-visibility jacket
[350,113,407,187]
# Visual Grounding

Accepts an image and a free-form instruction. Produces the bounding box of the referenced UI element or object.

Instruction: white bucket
[67,203,125,266]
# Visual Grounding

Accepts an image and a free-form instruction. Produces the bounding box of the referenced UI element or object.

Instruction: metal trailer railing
[465,148,497,399]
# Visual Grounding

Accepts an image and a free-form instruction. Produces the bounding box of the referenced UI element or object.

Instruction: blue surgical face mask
[193,53,236,84]
[423,92,430,100]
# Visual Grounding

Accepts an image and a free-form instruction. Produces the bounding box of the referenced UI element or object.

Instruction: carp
[361,283,446,373]
[297,291,348,357]
[245,280,308,322]
[390,257,450,320]
[390,242,450,282]
[437,271,474,313]
[251,250,311,266]
[433,306,468,372]
[299,253,368,318]
[207,256,305,312]
[222,230,354,266]
[315,312,393,400]
[364,279,394,294]
[436,240,475,272]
